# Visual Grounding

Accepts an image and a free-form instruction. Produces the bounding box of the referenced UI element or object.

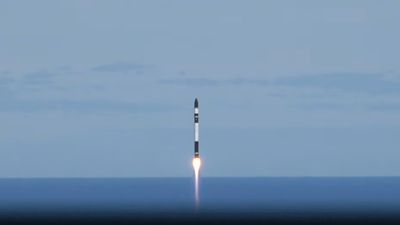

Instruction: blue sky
[0,0,400,177]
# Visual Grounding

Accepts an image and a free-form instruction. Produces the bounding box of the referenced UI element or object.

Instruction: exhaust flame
[192,157,201,210]
[193,157,201,172]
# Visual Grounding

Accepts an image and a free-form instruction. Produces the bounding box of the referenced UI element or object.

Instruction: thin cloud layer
[22,71,54,85]
[367,102,400,111]
[92,62,152,74]
[0,99,172,113]
[274,73,400,94]
[0,76,15,85]
[159,78,269,87]
[159,78,220,86]
[160,73,400,95]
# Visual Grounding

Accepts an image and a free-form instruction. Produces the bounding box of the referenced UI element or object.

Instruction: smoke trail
[194,166,200,209]
[192,157,201,211]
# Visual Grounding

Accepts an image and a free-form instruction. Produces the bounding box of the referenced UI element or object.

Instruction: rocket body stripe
[194,98,200,158]
[194,123,199,141]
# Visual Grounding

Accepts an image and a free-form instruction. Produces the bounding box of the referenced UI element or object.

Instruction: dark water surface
[1,177,400,224]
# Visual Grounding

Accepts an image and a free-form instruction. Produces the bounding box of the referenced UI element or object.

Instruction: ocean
[1,177,400,224]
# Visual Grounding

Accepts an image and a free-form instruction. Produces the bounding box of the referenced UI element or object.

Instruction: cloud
[159,73,400,95]
[291,102,353,111]
[0,75,16,98]
[287,100,400,112]
[0,99,172,113]
[0,76,15,86]
[367,102,400,111]
[159,78,220,86]
[1,70,12,76]
[158,73,400,112]
[274,73,400,94]
[92,62,152,74]
[22,71,54,85]
[158,78,269,87]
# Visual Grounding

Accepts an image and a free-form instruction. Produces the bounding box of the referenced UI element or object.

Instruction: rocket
[194,98,200,158]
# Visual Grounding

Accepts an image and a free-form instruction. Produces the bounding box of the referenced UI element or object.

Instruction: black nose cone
[194,98,199,108]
